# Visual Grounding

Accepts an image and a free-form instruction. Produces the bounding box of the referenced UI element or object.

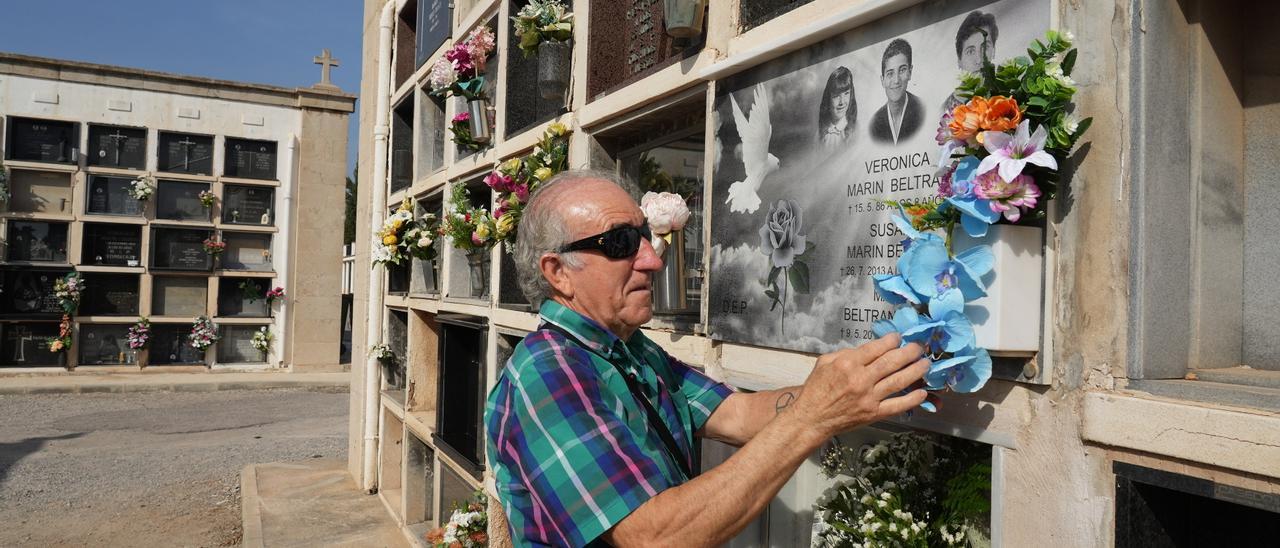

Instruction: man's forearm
[605,408,824,546]
[701,386,803,446]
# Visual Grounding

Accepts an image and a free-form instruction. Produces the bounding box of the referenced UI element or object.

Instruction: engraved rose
[758,199,807,268]
[758,200,811,335]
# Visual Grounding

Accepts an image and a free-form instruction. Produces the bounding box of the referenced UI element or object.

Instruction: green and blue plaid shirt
[485,301,734,547]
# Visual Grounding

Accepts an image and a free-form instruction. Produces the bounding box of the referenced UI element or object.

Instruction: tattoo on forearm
[775,391,796,414]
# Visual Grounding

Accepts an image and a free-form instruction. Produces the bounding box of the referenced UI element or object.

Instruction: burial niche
[86,175,145,216]
[155,180,212,222]
[150,227,214,271]
[5,117,78,164]
[6,221,68,263]
[77,324,134,366]
[157,132,214,175]
[80,223,142,267]
[150,276,208,317]
[78,273,140,316]
[223,137,277,180]
[222,185,275,225]
[86,124,147,169]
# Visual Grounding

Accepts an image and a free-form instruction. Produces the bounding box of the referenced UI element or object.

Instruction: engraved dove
[726,84,780,214]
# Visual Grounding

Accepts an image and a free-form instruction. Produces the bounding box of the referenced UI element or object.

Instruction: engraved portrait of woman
[817,66,857,150]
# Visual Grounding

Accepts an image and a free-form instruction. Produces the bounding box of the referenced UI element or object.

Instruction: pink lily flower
[976,119,1058,183]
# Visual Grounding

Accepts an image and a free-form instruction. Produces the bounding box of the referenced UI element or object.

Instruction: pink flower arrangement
[428,26,497,101]
[265,286,286,305]
[452,112,471,124]
[127,318,151,350]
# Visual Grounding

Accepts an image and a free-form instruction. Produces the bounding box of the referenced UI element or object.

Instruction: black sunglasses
[558,224,653,259]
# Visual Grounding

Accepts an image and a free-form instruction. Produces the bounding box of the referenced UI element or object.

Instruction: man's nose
[633,237,664,272]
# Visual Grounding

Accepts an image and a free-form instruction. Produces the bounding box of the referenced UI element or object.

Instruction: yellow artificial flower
[475,223,491,239]
[383,234,398,245]
[534,167,553,181]
[547,122,568,137]
[501,157,522,173]
[495,214,515,236]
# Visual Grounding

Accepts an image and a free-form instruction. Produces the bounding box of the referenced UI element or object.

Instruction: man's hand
[787,333,929,439]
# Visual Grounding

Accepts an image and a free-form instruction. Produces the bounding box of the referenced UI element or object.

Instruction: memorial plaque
[86,175,145,216]
[415,0,450,67]
[87,124,147,169]
[0,269,68,316]
[150,228,213,271]
[79,273,140,316]
[5,117,77,164]
[81,223,142,266]
[77,324,134,365]
[148,323,206,365]
[6,221,68,263]
[151,276,208,316]
[1,322,62,367]
[391,99,414,192]
[223,137,278,180]
[707,0,1047,353]
[157,131,214,175]
[222,185,274,225]
[220,232,272,271]
[217,277,269,317]
[7,169,73,214]
[217,325,267,363]
[155,180,211,221]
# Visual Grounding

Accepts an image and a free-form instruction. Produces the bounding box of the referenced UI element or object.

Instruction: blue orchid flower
[925,345,992,393]
[942,156,1001,237]
[899,236,995,302]
[872,290,975,355]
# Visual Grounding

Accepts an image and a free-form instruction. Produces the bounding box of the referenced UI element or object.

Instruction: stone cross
[313,49,341,89]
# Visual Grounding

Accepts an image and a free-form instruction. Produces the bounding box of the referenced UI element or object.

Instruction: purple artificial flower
[976,119,1058,183]
[452,112,471,124]
[974,170,1042,222]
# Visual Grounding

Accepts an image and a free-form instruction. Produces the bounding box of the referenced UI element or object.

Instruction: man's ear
[539,253,574,299]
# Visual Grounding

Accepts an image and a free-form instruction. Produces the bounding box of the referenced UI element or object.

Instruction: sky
[0,0,363,177]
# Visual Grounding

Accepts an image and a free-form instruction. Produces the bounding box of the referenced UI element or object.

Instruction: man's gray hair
[515,169,639,307]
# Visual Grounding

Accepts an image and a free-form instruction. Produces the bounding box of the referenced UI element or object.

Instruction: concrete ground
[0,386,348,547]
[242,460,408,548]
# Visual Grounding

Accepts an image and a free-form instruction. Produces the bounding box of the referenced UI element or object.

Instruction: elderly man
[485,170,929,546]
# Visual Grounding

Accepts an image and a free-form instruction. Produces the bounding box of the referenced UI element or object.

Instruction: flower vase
[663,0,707,39]
[133,349,148,369]
[429,258,441,294]
[952,224,1044,354]
[652,230,689,313]
[466,99,492,143]
[536,40,572,101]
[466,249,490,299]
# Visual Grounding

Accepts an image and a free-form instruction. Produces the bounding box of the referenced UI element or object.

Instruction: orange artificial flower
[949,96,1022,143]
[469,531,489,544]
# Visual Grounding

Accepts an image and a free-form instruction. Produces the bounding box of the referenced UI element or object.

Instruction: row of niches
[3,221,273,272]
[4,169,276,225]
[3,116,279,180]
[0,321,271,368]
[0,269,275,319]
[388,118,707,322]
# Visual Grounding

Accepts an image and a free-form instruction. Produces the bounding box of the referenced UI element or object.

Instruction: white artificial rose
[640,191,691,235]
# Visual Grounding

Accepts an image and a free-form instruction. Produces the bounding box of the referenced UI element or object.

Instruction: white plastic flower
[640,191,691,235]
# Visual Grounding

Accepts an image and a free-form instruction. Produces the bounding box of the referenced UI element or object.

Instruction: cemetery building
[348,0,1280,545]
[0,52,354,373]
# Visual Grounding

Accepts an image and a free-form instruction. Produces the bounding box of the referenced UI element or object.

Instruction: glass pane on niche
[437,319,484,472]
[81,223,142,267]
[439,455,477,509]
[1,322,62,367]
[739,0,814,31]
[79,273,140,316]
[217,325,268,363]
[86,175,145,216]
[217,277,270,317]
[391,98,414,193]
[150,228,213,271]
[157,132,213,175]
[151,276,208,317]
[5,117,78,164]
[384,309,408,390]
[222,185,275,225]
[0,269,68,317]
[7,169,73,214]
[86,125,147,169]
[148,323,205,365]
[77,324,137,365]
[6,221,68,263]
[223,137,277,180]
[410,197,443,295]
[155,180,211,221]
[621,133,705,316]
[221,232,272,271]
[417,91,447,176]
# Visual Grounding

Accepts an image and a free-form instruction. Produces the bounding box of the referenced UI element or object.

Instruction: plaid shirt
[485,301,734,547]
